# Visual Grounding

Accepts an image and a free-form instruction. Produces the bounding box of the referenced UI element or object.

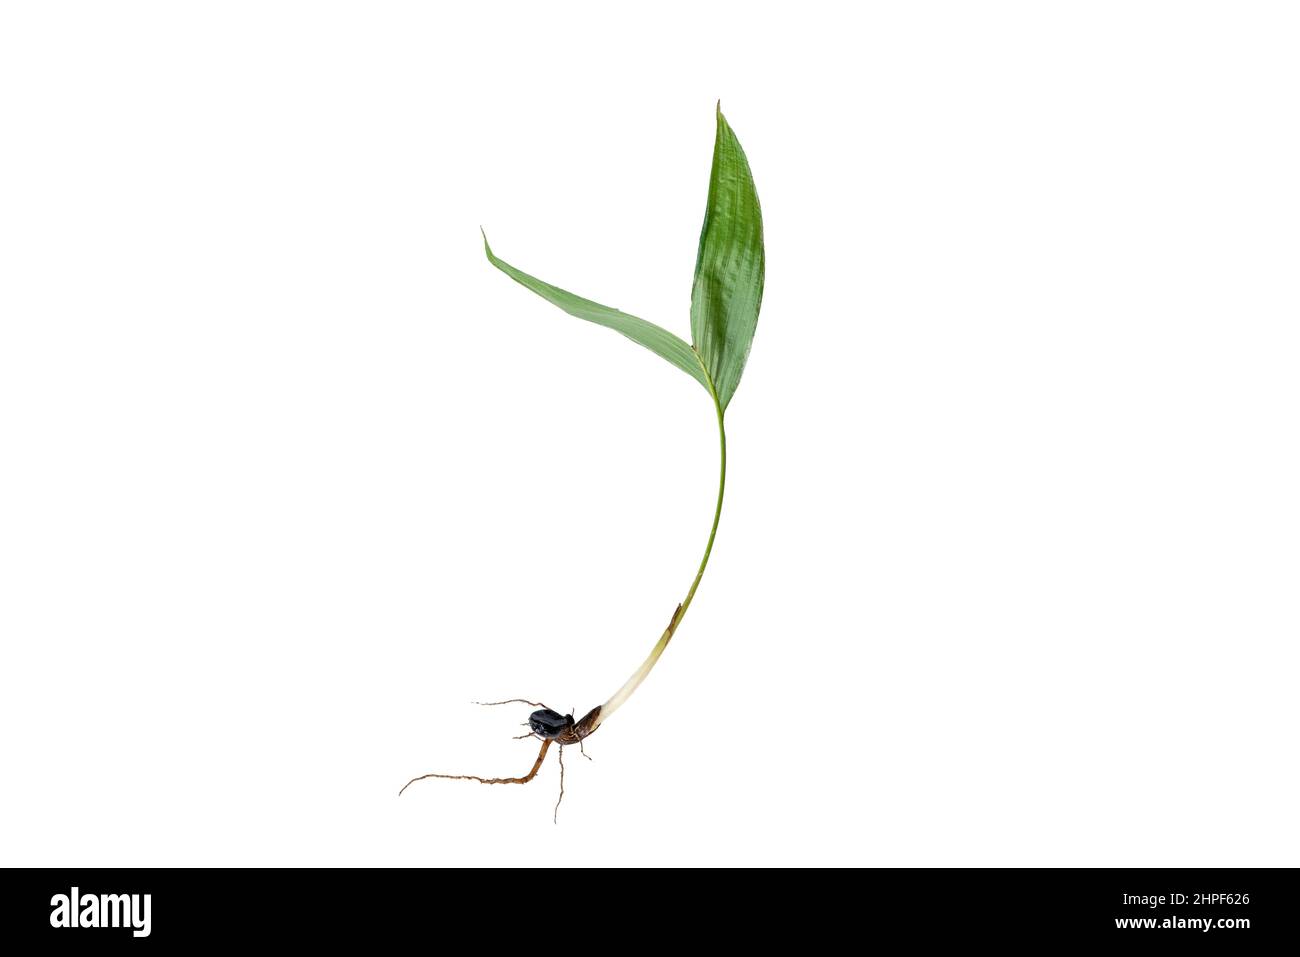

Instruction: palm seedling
[401,104,764,820]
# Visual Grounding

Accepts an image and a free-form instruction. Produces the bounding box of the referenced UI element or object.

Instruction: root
[399,738,552,796]
[553,745,565,824]
[473,698,553,710]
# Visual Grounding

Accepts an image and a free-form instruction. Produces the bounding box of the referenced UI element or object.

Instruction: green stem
[681,384,727,616]
[596,367,727,725]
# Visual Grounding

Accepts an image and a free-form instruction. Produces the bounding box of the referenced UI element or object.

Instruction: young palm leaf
[481,233,709,390]
[690,103,766,411]
[403,105,764,818]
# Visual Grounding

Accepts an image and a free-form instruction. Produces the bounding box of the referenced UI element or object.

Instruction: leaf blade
[483,232,709,391]
[690,105,765,411]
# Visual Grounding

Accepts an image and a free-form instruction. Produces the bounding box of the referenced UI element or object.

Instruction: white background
[2,3,1297,867]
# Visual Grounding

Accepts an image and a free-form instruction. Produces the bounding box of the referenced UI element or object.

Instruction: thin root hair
[553,745,565,824]
[472,698,552,710]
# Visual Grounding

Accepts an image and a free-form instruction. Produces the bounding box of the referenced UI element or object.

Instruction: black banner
[2,868,1293,945]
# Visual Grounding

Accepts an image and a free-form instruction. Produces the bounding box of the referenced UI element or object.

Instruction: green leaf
[690,104,765,412]
[482,232,709,392]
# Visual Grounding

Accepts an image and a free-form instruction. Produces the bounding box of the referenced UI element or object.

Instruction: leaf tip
[480,226,495,260]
